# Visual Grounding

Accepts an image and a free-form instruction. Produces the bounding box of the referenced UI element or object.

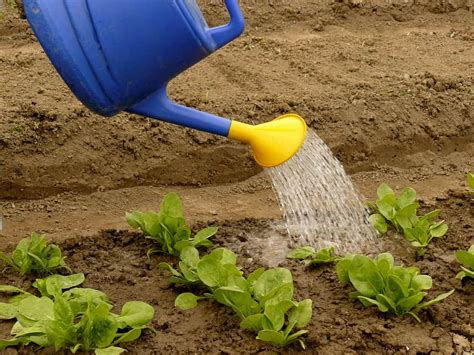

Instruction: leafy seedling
[127,192,217,257]
[455,245,474,280]
[368,184,448,256]
[336,253,454,322]
[368,183,419,233]
[403,212,448,256]
[467,173,474,198]
[287,246,340,266]
[165,247,313,349]
[159,246,201,285]
[0,274,155,354]
[0,233,70,276]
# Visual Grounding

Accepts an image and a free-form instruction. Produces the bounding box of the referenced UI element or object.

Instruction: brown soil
[0,1,473,354]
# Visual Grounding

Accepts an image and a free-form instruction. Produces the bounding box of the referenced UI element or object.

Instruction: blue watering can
[24,0,307,167]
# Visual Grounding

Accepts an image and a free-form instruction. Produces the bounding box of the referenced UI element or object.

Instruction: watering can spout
[229,114,307,168]
[129,89,307,168]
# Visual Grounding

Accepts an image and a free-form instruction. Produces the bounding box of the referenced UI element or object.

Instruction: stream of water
[268,129,377,254]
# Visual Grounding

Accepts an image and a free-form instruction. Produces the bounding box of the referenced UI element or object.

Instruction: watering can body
[24,0,307,167]
[24,0,243,136]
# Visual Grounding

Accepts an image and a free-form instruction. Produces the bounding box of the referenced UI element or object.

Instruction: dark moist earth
[1,0,473,354]
[0,194,472,354]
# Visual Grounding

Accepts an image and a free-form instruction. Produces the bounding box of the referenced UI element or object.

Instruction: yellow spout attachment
[228,114,307,168]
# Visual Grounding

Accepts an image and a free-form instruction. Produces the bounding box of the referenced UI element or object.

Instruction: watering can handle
[206,0,245,50]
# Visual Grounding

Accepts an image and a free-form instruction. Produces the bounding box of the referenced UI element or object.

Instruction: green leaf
[376,196,397,221]
[455,247,474,269]
[287,247,315,260]
[253,268,293,301]
[387,274,409,299]
[395,203,419,230]
[117,301,154,328]
[0,285,28,294]
[0,302,17,319]
[240,314,264,331]
[288,299,312,328]
[179,247,200,267]
[160,193,184,218]
[407,311,422,322]
[197,258,228,288]
[456,267,474,280]
[214,287,259,318]
[375,253,394,278]
[467,172,474,190]
[348,256,384,297]
[192,227,218,244]
[336,257,353,284]
[53,295,74,324]
[0,338,22,351]
[95,346,126,355]
[286,329,308,343]
[416,289,455,311]
[377,183,395,199]
[420,209,441,222]
[178,262,199,283]
[18,296,54,321]
[369,214,389,234]
[411,275,432,291]
[44,319,75,351]
[0,251,13,266]
[358,296,389,312]
[113,328,142,344]
[83,303,118,349]
[175,293,202,310]
[430,223,448,238]
[247,268,265,286]
[63,288,110,307]
[375,294,397,313]
[264,300,294,331]
[33,273,85,297]
[256,329,287,346]
[158,262,182,277]
[208,248,237,266]
[397,292,426,313]
[398,187,417,208]
[259,283,294,308]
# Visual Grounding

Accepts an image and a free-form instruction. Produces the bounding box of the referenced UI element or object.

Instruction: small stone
[452,333,470,349]
[403,73,411,81]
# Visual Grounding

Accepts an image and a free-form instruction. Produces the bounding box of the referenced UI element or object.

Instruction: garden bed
[1,193,472,353]
[1,1,473,353]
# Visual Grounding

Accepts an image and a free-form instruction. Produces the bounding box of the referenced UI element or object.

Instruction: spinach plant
[468,173,474,195]
[368,183,448,256]
[287,246,340,266]
[0,233,70,275]
[127,192,217,257]
[368,183,419,234]
[336,253,454,322]
[402,212,448,256]
[455,245,474,280]
[0,274,155,354]
[165,247,312,349]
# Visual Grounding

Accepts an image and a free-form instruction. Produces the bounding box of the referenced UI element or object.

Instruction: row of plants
[368,172,473,257]
[0,234,155,354]
[0,177,472,351]
[288,176,473,321]
[127,193,313,348]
